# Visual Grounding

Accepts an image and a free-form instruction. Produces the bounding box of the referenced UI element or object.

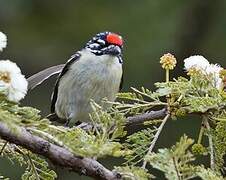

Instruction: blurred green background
[0,0,226,179]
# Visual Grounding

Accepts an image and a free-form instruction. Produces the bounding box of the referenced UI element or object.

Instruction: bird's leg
[64,119,70,127]
[76,122,93,131]
[65,112,75,127]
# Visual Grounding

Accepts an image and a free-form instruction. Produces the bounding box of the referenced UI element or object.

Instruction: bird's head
[85,32,123,56]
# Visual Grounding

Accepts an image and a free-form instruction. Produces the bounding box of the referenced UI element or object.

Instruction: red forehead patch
[106,33,123,46]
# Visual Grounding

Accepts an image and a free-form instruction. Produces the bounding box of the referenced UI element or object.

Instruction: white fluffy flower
[0,32,7,51]
[206,64,223,89]
[184,55,210,71]
[184,55,223,89]
[205,63,223,74]
[0,60,28,102]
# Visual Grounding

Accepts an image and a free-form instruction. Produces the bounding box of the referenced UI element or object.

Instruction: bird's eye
[89,43,100,49]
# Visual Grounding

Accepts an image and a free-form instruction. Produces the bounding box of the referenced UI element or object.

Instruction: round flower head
[0,60,28,102]
[184,55,210,71]
[0,32,7,51]
[160,53,177,70]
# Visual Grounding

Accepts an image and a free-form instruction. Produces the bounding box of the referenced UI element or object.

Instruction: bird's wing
[119,56,123,90]
[51,52,81,113]
[120,73,123,90]
[27,64,65,90]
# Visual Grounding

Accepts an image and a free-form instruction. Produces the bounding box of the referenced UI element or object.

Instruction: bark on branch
[126,108,167,126]
[0,108,166,179]
[0,123,120,180]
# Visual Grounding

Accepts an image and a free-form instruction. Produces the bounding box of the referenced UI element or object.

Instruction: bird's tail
[27,64,64,90]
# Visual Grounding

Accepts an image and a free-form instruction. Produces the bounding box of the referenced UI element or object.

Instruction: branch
[77,108,167,131]
[0,122,120,180]
[126,108,167,126]
[0,109,166,179]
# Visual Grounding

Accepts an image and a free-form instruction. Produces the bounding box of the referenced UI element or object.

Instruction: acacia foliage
[0,60,226,179]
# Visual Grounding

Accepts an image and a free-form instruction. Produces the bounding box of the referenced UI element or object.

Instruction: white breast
[55,49,122,123]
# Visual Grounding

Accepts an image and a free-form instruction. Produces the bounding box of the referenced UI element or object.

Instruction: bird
[48,31,124,126]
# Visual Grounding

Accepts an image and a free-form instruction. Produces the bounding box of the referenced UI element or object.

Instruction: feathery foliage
[0,52,226,179]
[211,111,226,173]
[0,139,57,180]
[114,166,154,180]
[124,127,157,165]
[145,135,223,180]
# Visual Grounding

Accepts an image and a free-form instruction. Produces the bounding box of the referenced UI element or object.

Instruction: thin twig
[142,113,170,168]
[172,157,181,180]
[0,141,8,156]
[203,117,215,170]
[130,87,159,101]
[27,128,64,147]
[197,120,205,144]
[27,153,40,180]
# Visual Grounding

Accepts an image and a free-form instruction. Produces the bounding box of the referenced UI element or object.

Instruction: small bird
[49,32,124,125]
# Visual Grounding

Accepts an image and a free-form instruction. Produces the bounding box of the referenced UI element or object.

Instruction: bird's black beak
[104,45,121,56]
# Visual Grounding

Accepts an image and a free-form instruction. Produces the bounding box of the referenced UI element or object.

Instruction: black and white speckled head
[85,32,123,57]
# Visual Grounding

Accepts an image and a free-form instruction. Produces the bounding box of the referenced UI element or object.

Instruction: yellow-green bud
[192,143,206,155]
[0,71,11,83]
[175,108,187,117]
[219,69,226,79]
[187,67,202,76]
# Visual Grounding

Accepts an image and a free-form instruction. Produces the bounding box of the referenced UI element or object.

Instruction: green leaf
[196,166,224,180]
[145,135,196,180]
[115,166,154,180]
[22,153,57,180]
[124,128,156,165]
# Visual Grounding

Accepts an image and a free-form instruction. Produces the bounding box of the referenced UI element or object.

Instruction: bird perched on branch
[28,32,124,126]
